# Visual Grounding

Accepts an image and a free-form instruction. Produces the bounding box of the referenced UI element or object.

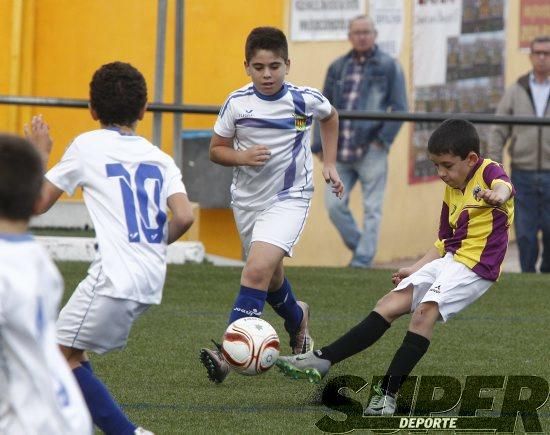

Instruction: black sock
[316,311,391,364]
[381,331,430,396]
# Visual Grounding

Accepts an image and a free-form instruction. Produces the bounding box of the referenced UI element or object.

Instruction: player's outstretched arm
[166,193,194,244]
[209,133,271,167]
[33,181,64,215]
[24,115,64,215]
[475,182,512,206]
[24,114,52,166]
[319,107,344,198]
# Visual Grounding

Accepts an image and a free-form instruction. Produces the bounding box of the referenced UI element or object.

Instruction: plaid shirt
[338,51,372,162]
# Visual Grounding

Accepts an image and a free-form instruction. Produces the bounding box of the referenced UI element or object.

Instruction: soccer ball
[222,317,280,376]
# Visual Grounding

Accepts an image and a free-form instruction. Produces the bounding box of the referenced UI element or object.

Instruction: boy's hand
[24,115,53,163]
[322,164,344,199]
[392,267,413,285]
[238,145,271,166]
[475,188,507,206]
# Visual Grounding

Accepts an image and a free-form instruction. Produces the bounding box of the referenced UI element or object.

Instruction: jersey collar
[104,126,136,136]
[462,158,484,190]
[253,83,288,101]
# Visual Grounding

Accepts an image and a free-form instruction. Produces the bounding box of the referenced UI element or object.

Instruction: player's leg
[267,262,312,354]
[231,241,287,322]
[201,199,311,383]
[364,301,438,416]
[200,241,286,383]
[276,257,446,383]
[366,256,493,416]
[57,283,150,435]
[61,345,138,434]
[276,286,413,383]
[351,144,388,268]
[324,161,360,254]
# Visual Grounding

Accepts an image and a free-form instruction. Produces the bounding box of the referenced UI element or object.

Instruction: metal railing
[1,95,549,126]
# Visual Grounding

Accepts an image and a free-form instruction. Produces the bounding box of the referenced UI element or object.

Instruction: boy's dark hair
[428,118,480,159]
[245,27,288,63]
[0,135,43,221]
[89,61,147,126]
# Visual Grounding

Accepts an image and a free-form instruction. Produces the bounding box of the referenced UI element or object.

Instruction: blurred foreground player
[0,134,92,434]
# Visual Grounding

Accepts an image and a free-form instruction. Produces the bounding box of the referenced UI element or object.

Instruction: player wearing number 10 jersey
[27,62,194,435]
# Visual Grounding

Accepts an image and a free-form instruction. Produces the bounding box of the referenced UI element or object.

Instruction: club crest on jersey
[294,115,307,131]
[473,185,482,201]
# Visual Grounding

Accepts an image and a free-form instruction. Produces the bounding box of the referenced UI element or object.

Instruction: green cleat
[275,351,330,384]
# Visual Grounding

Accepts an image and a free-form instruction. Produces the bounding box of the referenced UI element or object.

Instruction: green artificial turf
[56,262,550,434]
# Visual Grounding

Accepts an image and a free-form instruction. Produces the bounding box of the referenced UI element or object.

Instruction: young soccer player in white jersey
[276,119,515,415]
[199,27,344,383]
[26,62,194,435]
[0,134,92,434]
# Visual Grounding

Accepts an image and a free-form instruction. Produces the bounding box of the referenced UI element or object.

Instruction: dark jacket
[312,46,408,155]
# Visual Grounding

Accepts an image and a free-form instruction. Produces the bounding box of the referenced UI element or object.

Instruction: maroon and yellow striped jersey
[435,158,515,281]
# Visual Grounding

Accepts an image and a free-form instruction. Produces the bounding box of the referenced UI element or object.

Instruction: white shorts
[393,253,493,322]
[233,198,310,257]
[57,275,149,354]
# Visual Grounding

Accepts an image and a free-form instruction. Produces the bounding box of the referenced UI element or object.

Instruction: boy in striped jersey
[277,119,515,415]
[200,27,344,383]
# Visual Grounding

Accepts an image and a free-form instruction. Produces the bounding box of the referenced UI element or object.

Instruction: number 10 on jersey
[106,163,166,244]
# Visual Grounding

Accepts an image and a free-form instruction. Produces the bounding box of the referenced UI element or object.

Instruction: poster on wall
[519,0,550,49]
[290,0,366,41]
[410,0,506,184]
[369,0,405,58]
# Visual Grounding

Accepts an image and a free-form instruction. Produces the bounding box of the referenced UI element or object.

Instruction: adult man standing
[313,15,407,268]
[488,36,550,273]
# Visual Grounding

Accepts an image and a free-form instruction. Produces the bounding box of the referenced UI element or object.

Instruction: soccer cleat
[134,428,155,435]
[275,350,330,384]
[289,301,313,354]
[364,383,397,416]
[199,340,230,384]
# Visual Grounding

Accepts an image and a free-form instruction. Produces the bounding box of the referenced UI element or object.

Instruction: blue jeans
[511,169,550,273]
[324,145,388,267]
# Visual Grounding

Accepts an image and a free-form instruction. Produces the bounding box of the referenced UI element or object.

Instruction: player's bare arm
[24,115,64,214]
[24,114,52,167]
[166,192,195,244]
[319,107,344,198]
[33,181,64,215]
[392,246,441,285]
[209,133,271,167]
[475,182,512,206]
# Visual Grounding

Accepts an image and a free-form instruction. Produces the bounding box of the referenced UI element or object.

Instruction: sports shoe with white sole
[364,383,397,416]
[135,427,155,435]
[289,301,313,354]
[199,341,230,384]
[275,350,331,384]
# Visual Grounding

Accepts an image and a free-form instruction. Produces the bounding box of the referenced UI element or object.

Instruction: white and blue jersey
[46,129,187,304]
[214,82,332,211]
[0,235,92,434]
